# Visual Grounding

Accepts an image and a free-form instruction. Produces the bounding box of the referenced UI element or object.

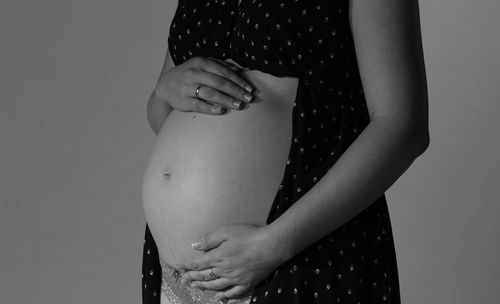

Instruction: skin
[169,0,430,301]
[147,55,255,135]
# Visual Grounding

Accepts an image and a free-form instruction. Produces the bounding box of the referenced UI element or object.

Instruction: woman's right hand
[153,56,255,114]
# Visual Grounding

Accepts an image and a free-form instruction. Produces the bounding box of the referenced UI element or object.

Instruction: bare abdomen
[142,60,299,267]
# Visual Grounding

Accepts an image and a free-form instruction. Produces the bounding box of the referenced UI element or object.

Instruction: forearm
[266,117,429,261]
[146,90,173,135]
[147,43,176,135]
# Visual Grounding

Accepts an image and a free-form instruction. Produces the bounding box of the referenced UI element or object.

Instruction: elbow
[372,115,430,156]
[406,122,430,157]
[379,116,430,156]
[416,129,430,156]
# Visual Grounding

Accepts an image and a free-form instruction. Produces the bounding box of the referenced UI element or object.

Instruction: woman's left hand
[176,223,288,301]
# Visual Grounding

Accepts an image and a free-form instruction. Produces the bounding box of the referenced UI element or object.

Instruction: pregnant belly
[142,58,299,267]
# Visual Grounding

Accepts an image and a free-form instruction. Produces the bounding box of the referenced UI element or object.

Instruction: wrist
[152,82,166,104]
[152,73,172,105]
[259,223,294,265]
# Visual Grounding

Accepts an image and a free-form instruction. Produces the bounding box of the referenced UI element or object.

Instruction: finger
[209,57,245,73]
[186,97,226,115]
[194,73,251,110]
[179,252,217,271]
[191,228,228,251]
[180,268,213,284]
[191,277,234,291]
[193,60,253,103]
[197,57,254,95]
[192,81,246,110]
[215,284,253,302]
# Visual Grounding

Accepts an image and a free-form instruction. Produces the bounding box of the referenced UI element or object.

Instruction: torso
[142,58,299,267]
[143,1,402,303]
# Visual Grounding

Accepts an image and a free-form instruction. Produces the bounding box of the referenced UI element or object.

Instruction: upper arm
[349,0,428,130]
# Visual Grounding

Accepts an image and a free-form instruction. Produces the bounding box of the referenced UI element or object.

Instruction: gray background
[0,0,498,303]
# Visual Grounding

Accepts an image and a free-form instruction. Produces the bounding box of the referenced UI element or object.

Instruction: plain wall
[0,0,498,303]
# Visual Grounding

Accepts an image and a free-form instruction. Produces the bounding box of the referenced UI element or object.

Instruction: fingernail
[216,295,226,303]
[232,100,243,109]
[244,84,253,93]
[191,241,202,249]
[180,278,187,285]
[243,93,253,103]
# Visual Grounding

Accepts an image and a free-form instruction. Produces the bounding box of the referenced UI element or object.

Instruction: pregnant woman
[142,0,429,303]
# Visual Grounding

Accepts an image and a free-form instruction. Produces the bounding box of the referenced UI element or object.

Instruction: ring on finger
[195,85,203,98]
[209,267,218,280]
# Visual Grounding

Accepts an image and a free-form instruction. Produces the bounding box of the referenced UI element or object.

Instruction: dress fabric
[143,0,401,303]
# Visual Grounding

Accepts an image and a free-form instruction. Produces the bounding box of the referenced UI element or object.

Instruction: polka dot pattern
[143,0,401,303]
[167,0,357,91]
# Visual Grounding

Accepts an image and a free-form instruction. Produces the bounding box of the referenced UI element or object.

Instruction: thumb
[191,228,227,251]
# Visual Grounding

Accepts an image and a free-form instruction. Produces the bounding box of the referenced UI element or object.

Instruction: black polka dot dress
[143,0,401,303]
